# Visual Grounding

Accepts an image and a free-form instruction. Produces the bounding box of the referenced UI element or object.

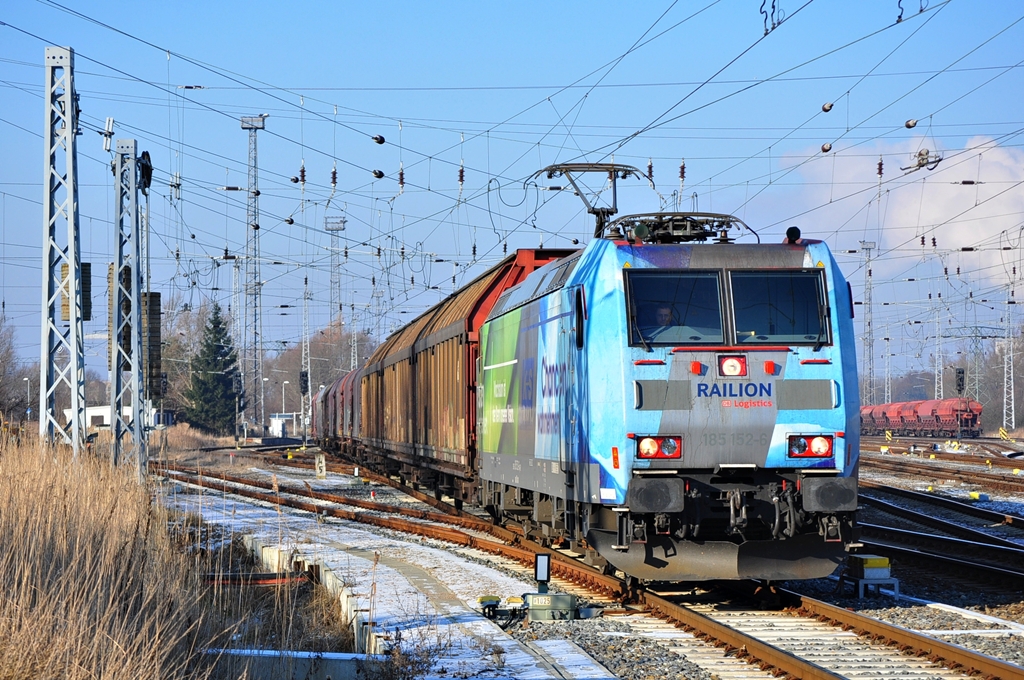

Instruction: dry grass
[0,439,222,680]
[0,433,357,680]
[152,422,235,456]
[189,533,354,655]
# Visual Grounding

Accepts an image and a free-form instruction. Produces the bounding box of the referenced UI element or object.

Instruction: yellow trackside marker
[816,261,825,268]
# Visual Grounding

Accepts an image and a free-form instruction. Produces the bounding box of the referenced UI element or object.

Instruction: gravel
[510,618,714,680]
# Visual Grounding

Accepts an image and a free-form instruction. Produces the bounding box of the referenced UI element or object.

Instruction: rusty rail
[154,462,626,599]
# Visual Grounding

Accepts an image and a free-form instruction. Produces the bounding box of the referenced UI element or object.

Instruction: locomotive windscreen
[625,270,724,345]
[730,270,828,346]
[625,268,829,347]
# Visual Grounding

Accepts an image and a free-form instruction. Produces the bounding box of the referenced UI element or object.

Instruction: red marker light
[635,436,682,459]
[690,361,703,375]
[787,434,834,458]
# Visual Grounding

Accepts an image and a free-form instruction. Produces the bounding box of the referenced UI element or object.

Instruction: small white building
[269,412,299,438]
[63,405,173,429]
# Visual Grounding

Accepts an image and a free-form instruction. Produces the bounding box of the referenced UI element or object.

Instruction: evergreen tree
[181,303,239,435]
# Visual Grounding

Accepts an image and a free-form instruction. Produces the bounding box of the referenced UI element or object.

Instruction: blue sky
[2,1,1023,387]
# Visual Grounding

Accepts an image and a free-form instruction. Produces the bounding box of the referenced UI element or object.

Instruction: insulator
[331,168,337,186]
[372,275,376,286]
[452,275,456,285]
[572,238,579,245]
[938,292,942,298]
[377,246,381,258]
[822,102,834,113]
[285,217,294,225]
[957,267,960,275]
[304,276,308,286]
[608,170,614,182]
[372,169,384,179]
[906,119,917,129]
[647,158,653,181]
[503,241,507,255]
[920,236,925,246]
[868,269,872,277]
[472,242,476,258]
[932,237,936,247]
[290,176,299,183]
[458,165,465,185]
[398,167,405,189]
[344,246,348,260]
[970,291,973,298]
[877,158,884,177]
[944,267,948,275]
[821,142,832,153]
[400,245,405,259]
[928,293,932,299]
[411,275,414,285]
[299,165,306,184]
[372,135,385,145]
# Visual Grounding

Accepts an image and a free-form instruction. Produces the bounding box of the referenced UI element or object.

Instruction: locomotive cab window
[625,270,724,346]
[730,270,829,346]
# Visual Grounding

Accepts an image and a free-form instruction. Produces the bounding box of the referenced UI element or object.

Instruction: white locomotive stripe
[483,359,518,370]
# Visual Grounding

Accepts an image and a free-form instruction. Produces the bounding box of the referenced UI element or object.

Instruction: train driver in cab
[644,303,677,340]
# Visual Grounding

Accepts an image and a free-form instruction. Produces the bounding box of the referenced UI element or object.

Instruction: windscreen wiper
[631,314,652,352]
[813,304,830,352]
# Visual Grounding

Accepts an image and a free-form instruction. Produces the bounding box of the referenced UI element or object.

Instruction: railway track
[154,456,1024,679]
[862,435,1024,462]
[861,480,1024,529]
[861,452,1024,493]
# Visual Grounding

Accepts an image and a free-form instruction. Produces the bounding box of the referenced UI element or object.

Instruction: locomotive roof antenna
[532,163,644,239]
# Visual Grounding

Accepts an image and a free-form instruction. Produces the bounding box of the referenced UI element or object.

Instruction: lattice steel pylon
[942,326,1002,402]
[301,276,312,444]
[241,115,266,435]
[325,214,346,324]
[1004,300,1015,430]
[860,241,876,405]
[349,301,358,371]
[39,46,86,453]
[934,309,944,399]
[109,139,147,479]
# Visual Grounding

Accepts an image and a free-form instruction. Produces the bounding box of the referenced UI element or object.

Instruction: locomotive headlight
[718,355,747,377]
[788,436,808,456]
[660,437,679,456]
[638,437,660,458]
[810,436,832,455]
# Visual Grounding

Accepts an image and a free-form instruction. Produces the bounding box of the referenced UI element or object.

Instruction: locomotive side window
[625,270,724,346]
[730,270,828,345]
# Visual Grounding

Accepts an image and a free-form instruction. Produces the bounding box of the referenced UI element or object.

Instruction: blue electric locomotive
[478,211,859,581]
